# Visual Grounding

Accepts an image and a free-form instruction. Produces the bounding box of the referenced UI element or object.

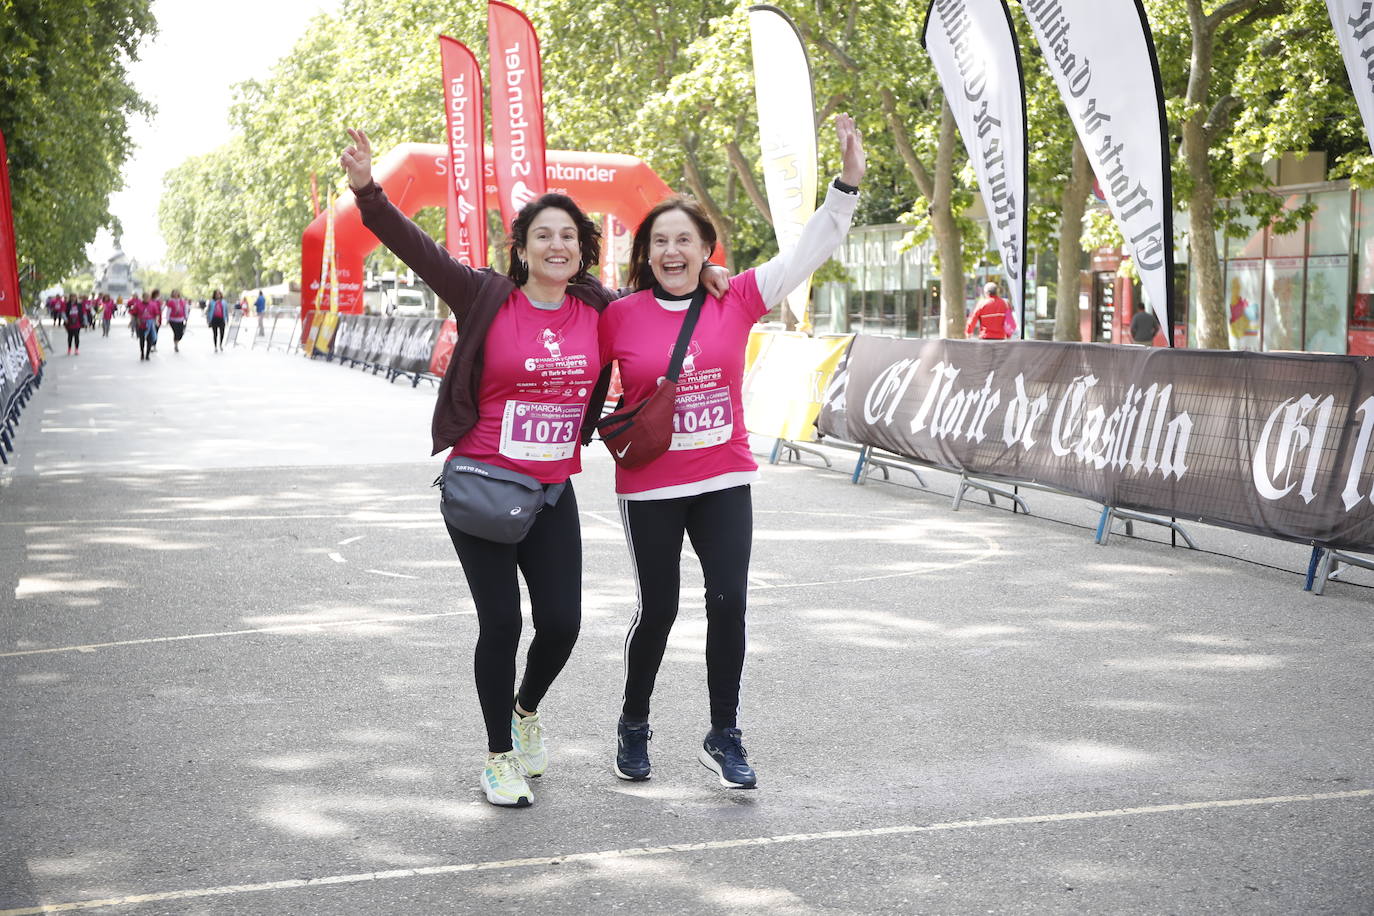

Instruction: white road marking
[337,536,364,546]
[364,569,419,579]
[0,514,359,527]
[581,510,622,530]
[327,552,346,564]
[0,612,473,659]
[3,789,1368,915]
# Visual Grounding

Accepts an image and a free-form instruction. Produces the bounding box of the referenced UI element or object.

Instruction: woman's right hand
[340,127,374,191]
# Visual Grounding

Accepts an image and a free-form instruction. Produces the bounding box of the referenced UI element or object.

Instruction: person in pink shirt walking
[600,114,866,791]
[136,290,161,360]
[205,291,230,351]
[165,289,189,352]
[100,295,116,337]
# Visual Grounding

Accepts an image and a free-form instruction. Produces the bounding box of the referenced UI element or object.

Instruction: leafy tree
[1,0,155,298]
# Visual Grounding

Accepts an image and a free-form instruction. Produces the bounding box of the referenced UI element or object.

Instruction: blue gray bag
[435,456,565,544]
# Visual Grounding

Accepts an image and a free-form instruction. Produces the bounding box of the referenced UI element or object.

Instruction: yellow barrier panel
[312,312,339,356]
[743,332,853,442]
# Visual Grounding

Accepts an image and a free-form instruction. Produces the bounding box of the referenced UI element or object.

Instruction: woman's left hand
[836,113,866,187]
[701,263,731,298]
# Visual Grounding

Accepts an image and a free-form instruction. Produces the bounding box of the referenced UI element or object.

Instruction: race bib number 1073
[500,400,583,461]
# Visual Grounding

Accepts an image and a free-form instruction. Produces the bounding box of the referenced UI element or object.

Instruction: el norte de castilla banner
[923,0,1028,334]
[819,337,1374,552]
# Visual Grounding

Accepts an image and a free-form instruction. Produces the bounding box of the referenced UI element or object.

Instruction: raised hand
[340,127,374,191]
[835,113,866,188]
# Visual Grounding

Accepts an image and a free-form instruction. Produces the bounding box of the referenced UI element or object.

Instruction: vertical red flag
[0,129,24,319]
[440,36,489,267]
[487,1,548,229]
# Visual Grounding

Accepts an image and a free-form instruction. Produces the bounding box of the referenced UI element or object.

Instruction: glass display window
[1263,257,1305,351]
[1305,255,1350,352]
[1226,259,1264,350]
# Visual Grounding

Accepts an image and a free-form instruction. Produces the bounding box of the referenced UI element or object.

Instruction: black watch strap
[832,177,859,195]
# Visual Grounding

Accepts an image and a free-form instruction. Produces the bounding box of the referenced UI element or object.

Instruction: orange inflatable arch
[301,143,721,316]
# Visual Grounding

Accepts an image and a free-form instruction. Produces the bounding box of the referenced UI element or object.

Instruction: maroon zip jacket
[352,180,617,456]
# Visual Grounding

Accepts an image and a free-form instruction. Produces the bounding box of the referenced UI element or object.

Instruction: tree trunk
[725,136,772,225]
[932,100,965,339]
[1055,137,1093,342]
[682,143,734,271]
[1189,187,1227,348]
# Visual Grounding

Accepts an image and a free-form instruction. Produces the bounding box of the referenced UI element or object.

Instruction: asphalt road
[1,318,1370,915]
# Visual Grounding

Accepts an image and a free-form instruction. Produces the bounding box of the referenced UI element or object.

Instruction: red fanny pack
[597,287,705,470]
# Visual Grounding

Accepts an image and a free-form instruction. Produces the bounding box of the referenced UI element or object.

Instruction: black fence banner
[1,321,36,414]
[324,314,448,377]
[822,336,1374,551]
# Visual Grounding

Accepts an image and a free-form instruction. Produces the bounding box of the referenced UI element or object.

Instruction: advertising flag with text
[748,5,818,328]
[488,1,548,229]
[923,0,1028,336]
[440,36,489,267]
[1020,0,1175,341]
[1326,0,1374,159]
[0,129,23,319]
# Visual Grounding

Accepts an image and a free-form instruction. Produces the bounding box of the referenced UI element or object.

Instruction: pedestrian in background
[206,291,230,351]
[1130,302,1161,346]
[136,292,160,361]
[100,295,115,337]
[166,290,189,352]
[254,290,267,336]
[966,282,1014,340]
[63,295,84,355]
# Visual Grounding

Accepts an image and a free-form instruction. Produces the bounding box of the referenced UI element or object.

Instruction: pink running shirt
[598,270,766,496]
[166,299,188,321]
[449,290,601,484]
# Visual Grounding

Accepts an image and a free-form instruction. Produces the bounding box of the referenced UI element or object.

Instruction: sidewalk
[1,327,1370,914]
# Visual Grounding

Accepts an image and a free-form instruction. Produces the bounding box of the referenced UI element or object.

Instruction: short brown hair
[506,193,601,286]
[628,196,718,291]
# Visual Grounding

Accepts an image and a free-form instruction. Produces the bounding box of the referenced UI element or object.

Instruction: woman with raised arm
[340,127,726,808]
[602,113,866,790]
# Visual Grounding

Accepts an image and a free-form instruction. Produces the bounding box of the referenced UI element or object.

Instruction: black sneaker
[699,727,757,789]
[615,719,652,781]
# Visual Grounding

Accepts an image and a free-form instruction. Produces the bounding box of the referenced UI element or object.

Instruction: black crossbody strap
[664,286,707,383]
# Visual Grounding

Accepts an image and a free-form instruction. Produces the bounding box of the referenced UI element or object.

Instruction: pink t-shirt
[101,300,115,319]
[599,270,766,495]
[166,299,188,321]
[449,290,601,484]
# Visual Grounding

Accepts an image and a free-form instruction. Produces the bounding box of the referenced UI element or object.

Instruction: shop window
[1352,189,1374,333]
[1263,258,1305,351]
[1226,260,1263,350]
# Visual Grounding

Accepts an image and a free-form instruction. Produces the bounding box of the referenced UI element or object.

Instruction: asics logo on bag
[509,508,523,516]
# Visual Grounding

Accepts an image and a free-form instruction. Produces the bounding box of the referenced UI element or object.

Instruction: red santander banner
[0,129,24,319]
[440,36,489,267]
[487,1,548,229]
[428,318,458,377]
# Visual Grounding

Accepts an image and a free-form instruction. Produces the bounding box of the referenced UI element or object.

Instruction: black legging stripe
[446,481,582,753]
[619,484,752,730]
[66,328,79,350]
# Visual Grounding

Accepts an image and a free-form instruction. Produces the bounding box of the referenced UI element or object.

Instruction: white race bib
[669,387,733,450]
[500,400,583,461]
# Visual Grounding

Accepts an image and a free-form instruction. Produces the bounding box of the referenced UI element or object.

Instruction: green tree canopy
[1,0,155,297]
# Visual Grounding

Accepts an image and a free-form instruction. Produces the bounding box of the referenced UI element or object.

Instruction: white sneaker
[511,708,548,777]
[482,751,533,807]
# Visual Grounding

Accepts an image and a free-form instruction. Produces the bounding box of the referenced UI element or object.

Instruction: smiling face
[648,208,712,296]
[518,207,581,289]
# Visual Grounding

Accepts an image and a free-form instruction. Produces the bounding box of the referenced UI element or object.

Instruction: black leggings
[619,485,752,730]
[170,321,186,342]
[210,318,225,347]
[446,481,582,753]
[66,328,79,350]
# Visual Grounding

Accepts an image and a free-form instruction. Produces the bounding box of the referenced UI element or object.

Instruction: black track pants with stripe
[619,484,751,730]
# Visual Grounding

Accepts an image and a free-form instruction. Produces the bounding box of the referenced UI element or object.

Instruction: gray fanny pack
[435,456,566,544]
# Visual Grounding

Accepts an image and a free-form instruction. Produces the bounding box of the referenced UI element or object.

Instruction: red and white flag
[487,1,548,229]
[440,36,489,266]
[0,129,23,319]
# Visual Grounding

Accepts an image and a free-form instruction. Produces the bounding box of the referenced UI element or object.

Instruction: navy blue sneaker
[615,719,653,781]
[698,727,757,789]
